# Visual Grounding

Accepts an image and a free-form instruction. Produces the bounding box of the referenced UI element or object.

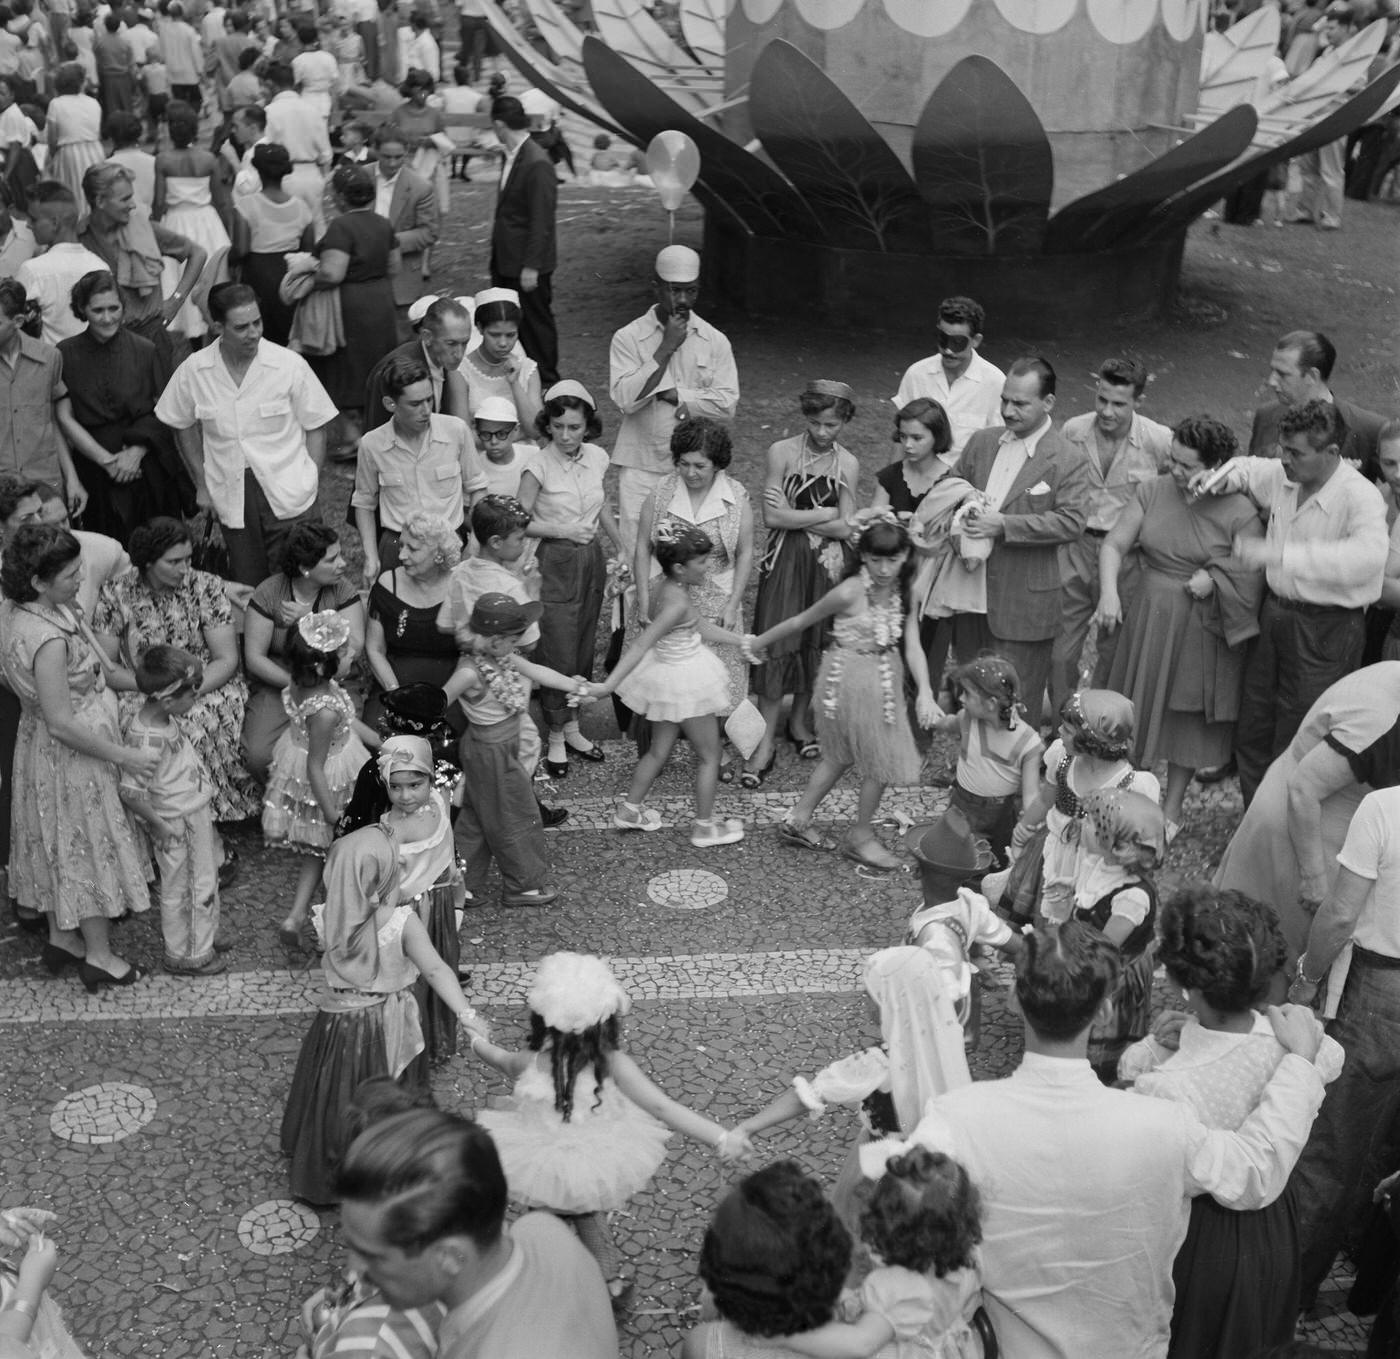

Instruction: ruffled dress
[159,176,231,338]
[477,1063,673,1213]
[860,1263,982,1359]
[615,613,729,725]
[262,683,370,853]
[814,606,922,787]
[386,790,465,1065]
[282,902,426,1205]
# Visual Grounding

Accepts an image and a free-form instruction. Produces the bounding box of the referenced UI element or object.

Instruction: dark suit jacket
[491,136,557,278]
[362,338,470,434]
[1249,397,1387,470]
[384,167,438,307]
[959,424,1091,643]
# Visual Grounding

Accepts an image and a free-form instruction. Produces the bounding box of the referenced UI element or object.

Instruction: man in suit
[1248,329,1386,468]
[361,296,474,432]
[373,124,438,330]
[954,357,1091,728]
[489,95,558,386]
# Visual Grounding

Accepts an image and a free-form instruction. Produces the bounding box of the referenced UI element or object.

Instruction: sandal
[739,749,776,790]
[786,726,821,760]
[777,819,837,852]
[840,838,905,873]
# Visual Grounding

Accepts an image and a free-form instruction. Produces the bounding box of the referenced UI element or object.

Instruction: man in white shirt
[907,919,1330,1359]
[1050,356,1173,715]
[609,244,738,557]
[264,61,332,233]
[1193,397,1388,804]
[228,102,268,197]
[0,201,34,279]
[893,295,1005,458]
[16,181,109,345]
[156,283,338,586]
[160,1,203,109]
[290,24,339,125]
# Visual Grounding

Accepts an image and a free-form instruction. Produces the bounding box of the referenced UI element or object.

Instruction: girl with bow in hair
[281,825,489,1206]
[470,951,752,1303]
[263,610,375,948]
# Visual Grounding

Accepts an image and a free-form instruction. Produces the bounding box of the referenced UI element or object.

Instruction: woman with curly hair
[1095,415,1266,836]
[1119,885,1345,1359]
[681,1160,852,1359]
[91,515,260,821]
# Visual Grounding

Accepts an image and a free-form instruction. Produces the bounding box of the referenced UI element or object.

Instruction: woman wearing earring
[516,380,623,777]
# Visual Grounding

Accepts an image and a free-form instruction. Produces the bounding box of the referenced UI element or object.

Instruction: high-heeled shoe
[41,941,84,975]
[78,960,146,994]
[565,739,606,763]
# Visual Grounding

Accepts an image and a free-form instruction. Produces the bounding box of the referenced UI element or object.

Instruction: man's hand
[362,554,381,589]
[961,507,1005,539]
[659,311,688,353]
[520,267,539,293]
[64,473,88,518]
[160,292,186,324]
[1266,1002,1324,1062]
[653,387,679,406]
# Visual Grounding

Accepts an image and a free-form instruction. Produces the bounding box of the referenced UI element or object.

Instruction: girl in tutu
[751,514,939,872]
[281,826,489,1206]
[469,951,752,1300]
[593,523,750,849]
[263,612,374,947]
[0,1210,85,1359]
[779,1146,985,1359]
[375,735,465,1065]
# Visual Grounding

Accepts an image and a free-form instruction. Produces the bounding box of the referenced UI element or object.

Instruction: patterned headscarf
[1081,787,1166,872]
[376,734,433,787]
[1060,689,1135,761]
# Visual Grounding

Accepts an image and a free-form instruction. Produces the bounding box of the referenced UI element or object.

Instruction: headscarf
[320,826,401,990]
[1060,688,1135,761]
[863,946,970,1130]
[1081,787,1166,871]
[376,734,433,787]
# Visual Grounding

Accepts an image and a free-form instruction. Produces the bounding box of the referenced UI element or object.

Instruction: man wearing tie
[362,296,474,429]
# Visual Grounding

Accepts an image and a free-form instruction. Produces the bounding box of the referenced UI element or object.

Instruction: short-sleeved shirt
[524,442,608,534]
[352,413,486,532]
[248,573,361,668]
[957,711,1043,798]
[155,339,338,527]
[438,556,539,645]
[1335,785,1400,958]
[16,241,112,345]
[120,712,212,818]
[0,333,66,482]
[893,349,1005,457]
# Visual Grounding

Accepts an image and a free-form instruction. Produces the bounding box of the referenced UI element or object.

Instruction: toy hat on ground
[903,805,988,902]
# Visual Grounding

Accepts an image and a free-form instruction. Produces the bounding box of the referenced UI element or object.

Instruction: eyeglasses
[935,328,971,353]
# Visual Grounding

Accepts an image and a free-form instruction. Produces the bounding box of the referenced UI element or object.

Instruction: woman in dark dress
[230,143,313,347]
[54,270,192,545]
[309,164,398,443]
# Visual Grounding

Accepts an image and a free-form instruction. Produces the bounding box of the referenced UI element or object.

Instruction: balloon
[646,130,701,212]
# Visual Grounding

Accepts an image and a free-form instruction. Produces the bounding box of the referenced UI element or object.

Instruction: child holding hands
[0,1211,83,1359]
[471,951,752,1302]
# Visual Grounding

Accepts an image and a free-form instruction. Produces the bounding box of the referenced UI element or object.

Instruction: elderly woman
[364,511,461,732]
[0,523,157,990]
[231,142,314,347]
[242,521,365,779]
[634,416,753,720]
[56,270,193,546]
[1096,416,1265,833]
[1215,661,1400,952]
[517,379,622,778]
[91,516,261,821]
[309,163,398,444]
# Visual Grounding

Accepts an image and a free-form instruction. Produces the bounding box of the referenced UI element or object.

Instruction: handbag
[188,509,229,579]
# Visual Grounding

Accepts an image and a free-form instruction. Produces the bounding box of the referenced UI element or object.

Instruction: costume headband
[528,951,630,1033]
[298,609,351,653]
[804,379,854,401]
[151,659,201,701]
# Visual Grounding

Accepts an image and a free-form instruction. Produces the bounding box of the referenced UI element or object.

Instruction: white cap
[473,286,520,310]
[472,397,519,424]
[544,379,595,408]
[406,294,441,325]
[655,244,700,283]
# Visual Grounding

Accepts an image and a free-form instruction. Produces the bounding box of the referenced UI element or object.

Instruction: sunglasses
[935,328,971,353]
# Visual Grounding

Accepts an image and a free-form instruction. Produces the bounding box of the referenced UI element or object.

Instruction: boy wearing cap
[609,245,739,557]
[472,396,537,500]
[445,592,588,906]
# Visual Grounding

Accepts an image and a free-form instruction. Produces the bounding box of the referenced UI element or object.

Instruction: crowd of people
[0,2,1397,1357]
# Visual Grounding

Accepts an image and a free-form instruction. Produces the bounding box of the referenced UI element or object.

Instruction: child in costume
[752,514,939,872]
[469,951,752,1301]
[263,611,374,947]
[593,522,749,848]
[280,826,488,1205]
[779,1145,985,1359]
[0,1209,84,1359]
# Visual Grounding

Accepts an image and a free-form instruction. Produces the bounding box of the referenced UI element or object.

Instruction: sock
[563,719,590,750]
[548,731,567,760]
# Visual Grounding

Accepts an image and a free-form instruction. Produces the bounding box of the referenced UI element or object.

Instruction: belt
[1353,944,1400,970]
[1267,593,1361,617]
[953,780,1015,808]
[1084,527,1108,539]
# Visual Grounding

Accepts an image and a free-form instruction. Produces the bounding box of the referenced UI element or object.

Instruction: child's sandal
[777,819,836,852]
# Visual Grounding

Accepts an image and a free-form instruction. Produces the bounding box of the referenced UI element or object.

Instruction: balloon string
[668,210,675,244]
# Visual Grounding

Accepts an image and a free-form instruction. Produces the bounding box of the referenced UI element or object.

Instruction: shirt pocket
[377,469,406,489]
[1023,491,1055,514]
[252,397,292,433]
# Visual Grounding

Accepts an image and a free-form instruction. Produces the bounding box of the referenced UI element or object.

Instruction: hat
[473,286,520,310]
[381,682,448,733]
[804,378,855,401]
[407,294,441,325]
[470,592,543,636]
[528,952,629,1033]
[903,806,992,902]
[543,378,595,408]
[655,244,700,283]
[472,396,519,424]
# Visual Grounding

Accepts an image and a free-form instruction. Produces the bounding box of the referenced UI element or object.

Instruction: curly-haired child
[776,1145,984,1359]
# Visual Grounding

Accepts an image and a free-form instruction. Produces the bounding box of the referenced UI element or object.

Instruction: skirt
[160,203,230,337]
[410,867,464,1065]
[280,994,428,1206]
[1000,824,1048,926]
[262,734,371,853]
[813,647,922,787]
[615,638,729,724]
[1088,946,1155,1079]
[1169,1184,1300,1359]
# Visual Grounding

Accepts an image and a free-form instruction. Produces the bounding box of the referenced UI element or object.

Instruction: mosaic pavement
[0,737,1371,1357]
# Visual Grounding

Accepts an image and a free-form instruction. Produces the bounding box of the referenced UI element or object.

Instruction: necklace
[477,655,527,712]
[820,568,903,726]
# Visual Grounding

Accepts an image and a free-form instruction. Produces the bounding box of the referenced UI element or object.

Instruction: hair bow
[152,660,200,701]
[298,609,352,653]
[376,735,433,785]
[858,1136,920,1181]
[851,506,904,532]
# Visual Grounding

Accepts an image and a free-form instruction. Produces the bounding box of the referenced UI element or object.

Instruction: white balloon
[1087,0,1157,43]
[883,0,972,37]
[991,0,1077,35]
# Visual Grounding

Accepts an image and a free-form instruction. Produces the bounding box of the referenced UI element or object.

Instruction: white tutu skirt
[477,1084,672,1213]
[615,630,729,725]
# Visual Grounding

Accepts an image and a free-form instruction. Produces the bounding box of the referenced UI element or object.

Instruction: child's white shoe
[690,817,745,848]
[614,801,665,832]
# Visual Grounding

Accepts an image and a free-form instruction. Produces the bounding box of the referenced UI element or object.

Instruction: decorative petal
[1160,0,1204,42]
[1043,105,1257,253]
[1142,62,1400,241]
[910,55,1053,256]
[741,0,783,20]
[1254,19,1387,126]
[1086,0,1158,45]
[591,0,711,74]
[581,35,822,240]
[678,0,727,75]
[1197,5,1281,118]
[882,0,973,37]
[793,0,866,28]
[991,0,1076,35]
[748,39,931,253]
[519,0,586,65]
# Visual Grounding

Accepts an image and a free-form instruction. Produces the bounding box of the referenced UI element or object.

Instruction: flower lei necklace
[821,567,903,726]
[476,654,528,713]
